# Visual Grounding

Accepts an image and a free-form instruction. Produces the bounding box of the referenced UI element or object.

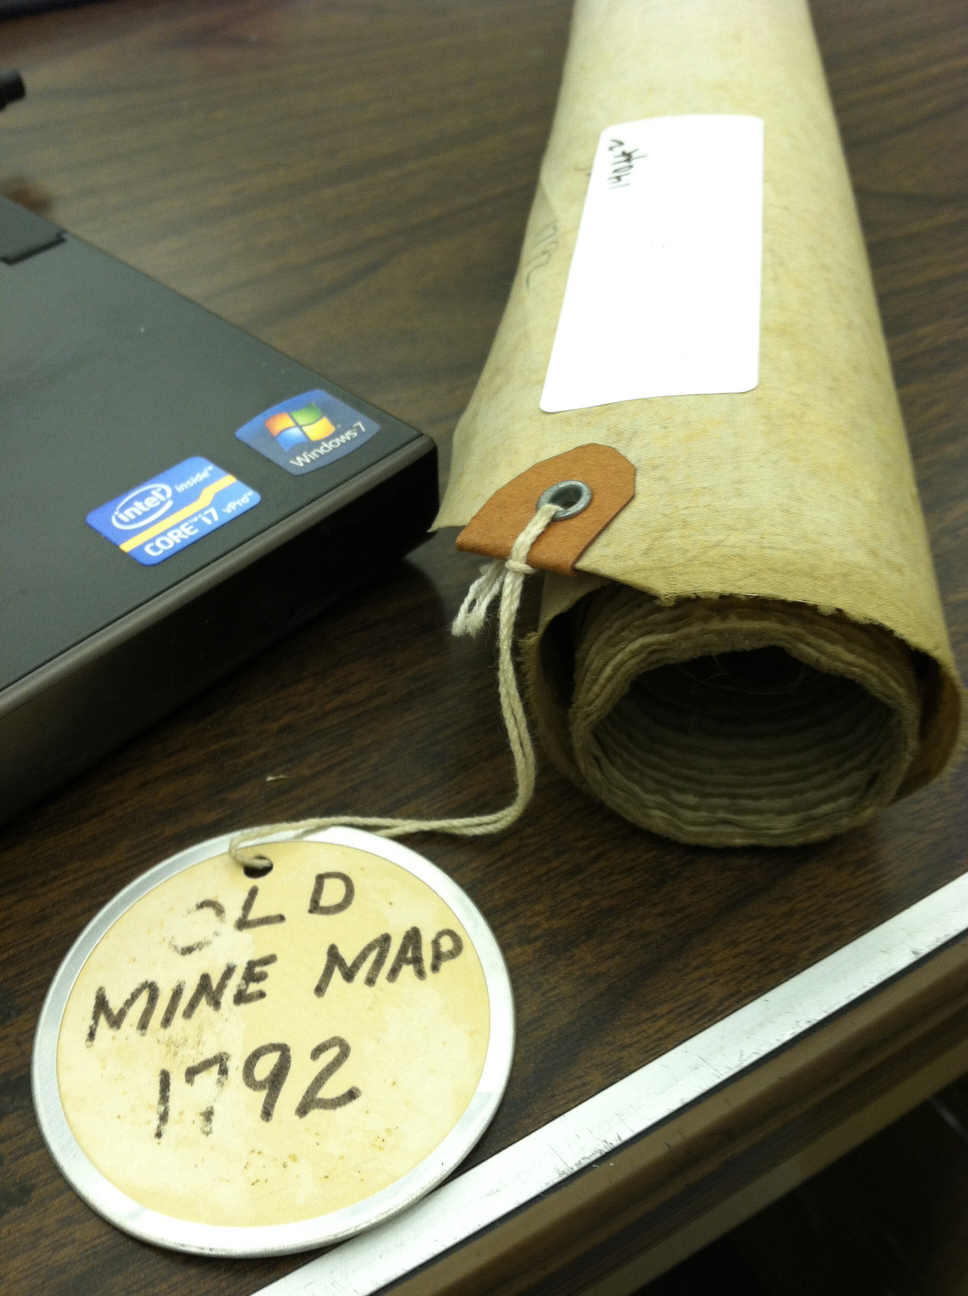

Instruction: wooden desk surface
[1,1,966,1293]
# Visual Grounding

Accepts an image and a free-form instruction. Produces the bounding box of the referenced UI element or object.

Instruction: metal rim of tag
[536,479,593,520]
[31,827,515,1257]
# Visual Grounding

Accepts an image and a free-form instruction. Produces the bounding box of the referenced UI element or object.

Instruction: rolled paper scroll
[436,0,962,846]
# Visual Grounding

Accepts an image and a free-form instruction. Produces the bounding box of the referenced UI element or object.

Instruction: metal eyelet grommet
[536,479,593,520]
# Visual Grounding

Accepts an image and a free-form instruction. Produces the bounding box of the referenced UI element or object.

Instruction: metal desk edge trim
[255,864,968,1295]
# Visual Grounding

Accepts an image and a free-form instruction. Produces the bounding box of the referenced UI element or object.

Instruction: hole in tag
[242,856,274,878]
[537,479,593,519]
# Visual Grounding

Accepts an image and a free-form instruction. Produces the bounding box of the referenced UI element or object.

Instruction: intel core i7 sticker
[86,457,260,566]
[234,389,379,475]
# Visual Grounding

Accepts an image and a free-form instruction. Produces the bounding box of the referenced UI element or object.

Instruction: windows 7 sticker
[235,389,380,475]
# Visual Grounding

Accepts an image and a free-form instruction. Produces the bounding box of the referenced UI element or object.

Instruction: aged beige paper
[436,0,962,845]
[57,842,489,1227]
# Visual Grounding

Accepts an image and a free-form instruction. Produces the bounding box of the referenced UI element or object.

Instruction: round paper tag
[32,829,514,1256]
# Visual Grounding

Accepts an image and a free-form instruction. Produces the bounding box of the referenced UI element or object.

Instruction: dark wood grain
[1,1,966,1293]
[688,1070,968,1296]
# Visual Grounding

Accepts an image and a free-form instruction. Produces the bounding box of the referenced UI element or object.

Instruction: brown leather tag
[455,444,635,575]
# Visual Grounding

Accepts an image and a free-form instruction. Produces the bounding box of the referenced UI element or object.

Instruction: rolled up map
[436,0,962,846]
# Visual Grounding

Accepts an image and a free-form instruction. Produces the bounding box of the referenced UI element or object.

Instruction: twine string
[228,503,560,869]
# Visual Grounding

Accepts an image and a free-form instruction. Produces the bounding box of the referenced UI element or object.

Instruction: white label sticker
[540,115,764,413]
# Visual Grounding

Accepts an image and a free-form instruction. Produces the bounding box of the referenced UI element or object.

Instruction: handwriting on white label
[606,137,646,189]
[83,869,466,1141]
[154,1037,359,1139]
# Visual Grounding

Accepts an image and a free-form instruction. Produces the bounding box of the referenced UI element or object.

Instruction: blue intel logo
[87,457,260,566]
[110,483,173,531]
